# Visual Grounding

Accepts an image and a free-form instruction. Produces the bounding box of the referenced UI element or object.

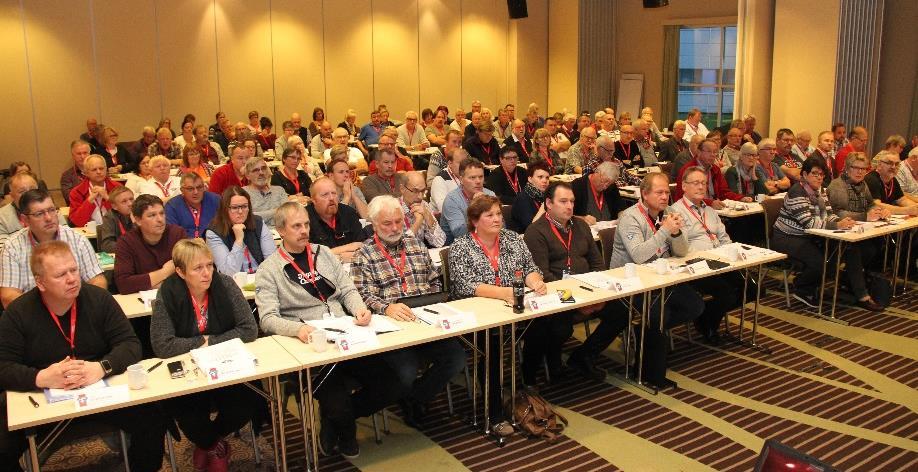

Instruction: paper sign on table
[413,304,476,331]
[334,328,379,353]
[607,276,644,293]
[526,293,563,312]
[45,379,108,404]
[190,338,257,383]
[73,384,129,411]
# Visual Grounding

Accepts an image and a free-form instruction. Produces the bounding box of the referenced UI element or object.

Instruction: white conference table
[6,337,303,472]
[10,243,785,471]
[805,216,918,323]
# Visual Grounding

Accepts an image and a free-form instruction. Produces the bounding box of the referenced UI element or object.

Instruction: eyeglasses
[849,166,869,172]
[402,186,425,195]
[251,166,268,173]
[807,172,825,178]
[27,207,59,218]
[684,180,707,187]
[598,145,615,153]
[759,147,776,152]
[879,160,900,168]
[182,185,206,192]
[228,204,249,212]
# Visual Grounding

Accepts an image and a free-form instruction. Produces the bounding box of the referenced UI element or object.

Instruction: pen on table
[324,328,347,333]
[147,361,163,373]
[28,395,39,408]
[423,308,439,315]
[578,285,594,292]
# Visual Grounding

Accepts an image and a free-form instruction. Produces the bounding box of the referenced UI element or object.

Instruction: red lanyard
[504,168,520,193]
[618,141,632,160]
[589,178,604,211]
[542,151,554,170]
[187,204,201,238]
[546,216,573,270]
[201,144,212,160]
[682,199,716,241]
[279,245,326,301]
[374,234,408,293]
[520,140,531,159]
[637,204,658,234]
[526,123,535,136]
[190,291,209,334]
[883,178,895,200]
[324,215,337,234]
[446,167,459,183]
[283,168,300,194]
[762,162,776,179]
[117,218,126,235]
[461,189,475,204]
[108,149,119,165]
[156,179,172,198]
[243,246,255,273]
[482,143,492,159]
[385,175,396,193]
[471,231,501,285]
[42,297,77,356]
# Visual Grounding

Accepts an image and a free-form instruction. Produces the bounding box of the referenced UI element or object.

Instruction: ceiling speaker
[508,0,528,19]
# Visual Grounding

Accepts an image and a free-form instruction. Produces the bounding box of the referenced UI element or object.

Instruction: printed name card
[685,260,712,275]
[526,293,563,312]
[437,311,478,332]
[608,277,644,293]
[335,329,380,354]
[73,385,130,411]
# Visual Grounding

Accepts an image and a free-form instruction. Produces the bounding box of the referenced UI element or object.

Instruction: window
[677,26,736,130]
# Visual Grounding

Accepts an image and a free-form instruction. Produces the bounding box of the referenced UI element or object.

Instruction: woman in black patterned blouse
[448,195,546,436]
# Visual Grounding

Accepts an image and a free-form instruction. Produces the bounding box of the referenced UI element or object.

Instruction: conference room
[0,0,916,471]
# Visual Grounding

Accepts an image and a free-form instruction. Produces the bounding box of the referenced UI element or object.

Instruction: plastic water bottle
[512,270,525,314]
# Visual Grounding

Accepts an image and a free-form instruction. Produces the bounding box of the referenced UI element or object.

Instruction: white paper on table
[412,303,468,326]
[73,384,130,411]
[190,338,257,383]
[139,289,158,308]
[45,379,108,403]
[570,272,617,289]
[366,314,402,333]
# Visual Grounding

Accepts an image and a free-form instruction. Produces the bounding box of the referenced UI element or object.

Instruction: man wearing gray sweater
[608,173,704,390]
[255,202,402,460]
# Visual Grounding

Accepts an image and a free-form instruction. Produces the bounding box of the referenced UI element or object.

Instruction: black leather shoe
[318,424,337,457]
[856,298,884,312]
[708,330,722,346]
[398,400,425,429]
[567,353,607,381]
[645,377,678,391]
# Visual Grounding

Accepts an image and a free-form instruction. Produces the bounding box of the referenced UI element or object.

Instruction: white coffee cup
[755,194,765,203]
[308,330,328,352]
[127,363,148,390]
[624,262,637,278]
[654,258,669,275]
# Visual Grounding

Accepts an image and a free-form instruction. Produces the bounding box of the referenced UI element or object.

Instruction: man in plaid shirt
[351,195,465,428]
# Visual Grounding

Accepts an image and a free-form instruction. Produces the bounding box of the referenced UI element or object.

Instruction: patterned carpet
[41,276,918,471]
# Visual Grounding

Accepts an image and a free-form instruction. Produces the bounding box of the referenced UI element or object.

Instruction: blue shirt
[165,191,221,238]
[439,186,497,244]
[756,161,785,180]
[205,219,277,275]
[358,123,383,145]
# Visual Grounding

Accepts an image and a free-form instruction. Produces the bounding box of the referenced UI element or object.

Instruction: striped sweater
[774,182,840,236]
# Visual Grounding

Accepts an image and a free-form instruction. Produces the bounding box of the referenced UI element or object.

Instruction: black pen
[579,285,594,292]
[324,328,347,333]
[28,395,39,408]
[423,308,439,314]
[147,361,163,373]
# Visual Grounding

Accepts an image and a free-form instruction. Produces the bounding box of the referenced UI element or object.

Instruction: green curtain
[661,25,680,129]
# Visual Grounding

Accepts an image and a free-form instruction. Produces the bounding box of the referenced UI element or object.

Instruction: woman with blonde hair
[150,238,262,471]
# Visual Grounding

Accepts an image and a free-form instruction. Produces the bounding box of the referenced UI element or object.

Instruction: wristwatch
[100,359,113,377]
